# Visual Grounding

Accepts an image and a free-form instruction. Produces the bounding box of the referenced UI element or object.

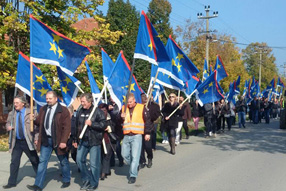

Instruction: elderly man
[120,93,152,184]
[3,96,39,189]
[27,91,71,191]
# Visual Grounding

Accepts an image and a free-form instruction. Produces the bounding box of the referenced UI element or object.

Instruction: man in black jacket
[139,93,160,169]
[236,96,247,128]
[73,93,106,191]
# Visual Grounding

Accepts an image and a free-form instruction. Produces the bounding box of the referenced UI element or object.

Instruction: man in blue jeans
[236,96,247,128]
[73,93,106,191]
[120,93,152,184]
[27,91,71,191]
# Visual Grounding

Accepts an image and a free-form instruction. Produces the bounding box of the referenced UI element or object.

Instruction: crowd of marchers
[2,92,282,191]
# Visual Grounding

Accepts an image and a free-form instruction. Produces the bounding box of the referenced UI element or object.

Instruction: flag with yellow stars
[243,79,250,97]
[57,67,81,107]
[226,80,237,104]
[250,81,260,99]
[195,70,224,106]
[102,48,115,82]
[202,58,209,81]
[107,51,144,109]
[157,36,199,89]
[85,61,101,101]
[15,52,52,106]
[134,11,170,65]
[150,64,183,91]
[30,15,91,76]
[214,55,228,82]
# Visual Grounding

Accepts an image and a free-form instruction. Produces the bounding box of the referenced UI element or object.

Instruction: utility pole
[197,5,218,69]
[259,48,262,88]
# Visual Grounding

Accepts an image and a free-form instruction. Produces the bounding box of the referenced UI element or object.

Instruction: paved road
[1,119,286,191]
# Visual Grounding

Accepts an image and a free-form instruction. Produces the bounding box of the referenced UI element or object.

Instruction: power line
[130,0,186,26]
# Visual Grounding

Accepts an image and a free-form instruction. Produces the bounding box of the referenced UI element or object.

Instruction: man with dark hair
[3,96,39,189]
[139,93,160,169]
[74,93,106,191]
[27,91,71,191]
[120,93,152,184]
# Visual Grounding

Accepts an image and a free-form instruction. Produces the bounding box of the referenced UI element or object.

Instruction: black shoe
[242,124,246,128]
[128,177,136,184]
[80,181,90,190]
[138,163,145,170]
[86,185,97,191]
[27,185,42,191]
[186,135,189,139]
[106,172,111,176]
[3,184,16,189]
[61,182,70,188]
[100,173,106,180]
[118,160,124,167]
[147,159,152,168]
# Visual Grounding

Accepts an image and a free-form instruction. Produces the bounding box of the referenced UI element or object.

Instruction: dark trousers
[182,119,189,137]
[226,117,232,130]
[9,139,39,185]
[204,114,212,135]
[265,109,270,124]
[140,135,153,164]
[101,143,115,174]
[211,116,217,134]
[151,124,158,150]
[252,109,259,124]
[110,140,123,166]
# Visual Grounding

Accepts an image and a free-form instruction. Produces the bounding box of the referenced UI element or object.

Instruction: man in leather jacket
[73,93,106,191]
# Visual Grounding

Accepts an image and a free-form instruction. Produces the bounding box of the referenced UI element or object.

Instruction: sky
[98,0,286,76]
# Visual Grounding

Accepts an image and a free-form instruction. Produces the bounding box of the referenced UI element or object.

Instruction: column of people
[3,92,282,190]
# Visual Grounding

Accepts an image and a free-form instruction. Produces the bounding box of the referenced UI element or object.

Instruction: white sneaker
[165,140,169,144]
[214,133,217,138]
[162,140,166,144]
[209,132,213,136]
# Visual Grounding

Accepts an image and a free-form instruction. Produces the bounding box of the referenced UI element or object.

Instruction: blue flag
[195,71,224,106]
[184,76,201,96]
[134,11,170,65]
[30,15,90,76]
[214,55,228,82]
[235,76,241,94]
[157,36,199,88]
[107,51,144,109]
[85,61,101,101]
[15,52,52,106]
[153,64,185,90]
[57,67,81,107]
[101,48,114,82]
[152,84,164,103]
[277,77,285,89]
[243,79,249,97]
[250,81,260,98]
[202,58,209,81]
[266,78,275,94]
[227,81,237,104]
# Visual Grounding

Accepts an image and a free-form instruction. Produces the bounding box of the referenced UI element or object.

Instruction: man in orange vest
[120,93,152,184]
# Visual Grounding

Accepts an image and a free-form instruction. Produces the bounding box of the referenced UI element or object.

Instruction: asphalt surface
[1,119,286,191]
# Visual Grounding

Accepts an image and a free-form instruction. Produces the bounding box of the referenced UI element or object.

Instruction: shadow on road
[199,120,286,154]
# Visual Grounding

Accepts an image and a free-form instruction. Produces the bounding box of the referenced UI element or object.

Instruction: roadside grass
[0,134,9,151]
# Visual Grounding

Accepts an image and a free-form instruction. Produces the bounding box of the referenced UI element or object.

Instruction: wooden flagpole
[30,61,34,132]
[124,58,136,112]
[167,90,196,119]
